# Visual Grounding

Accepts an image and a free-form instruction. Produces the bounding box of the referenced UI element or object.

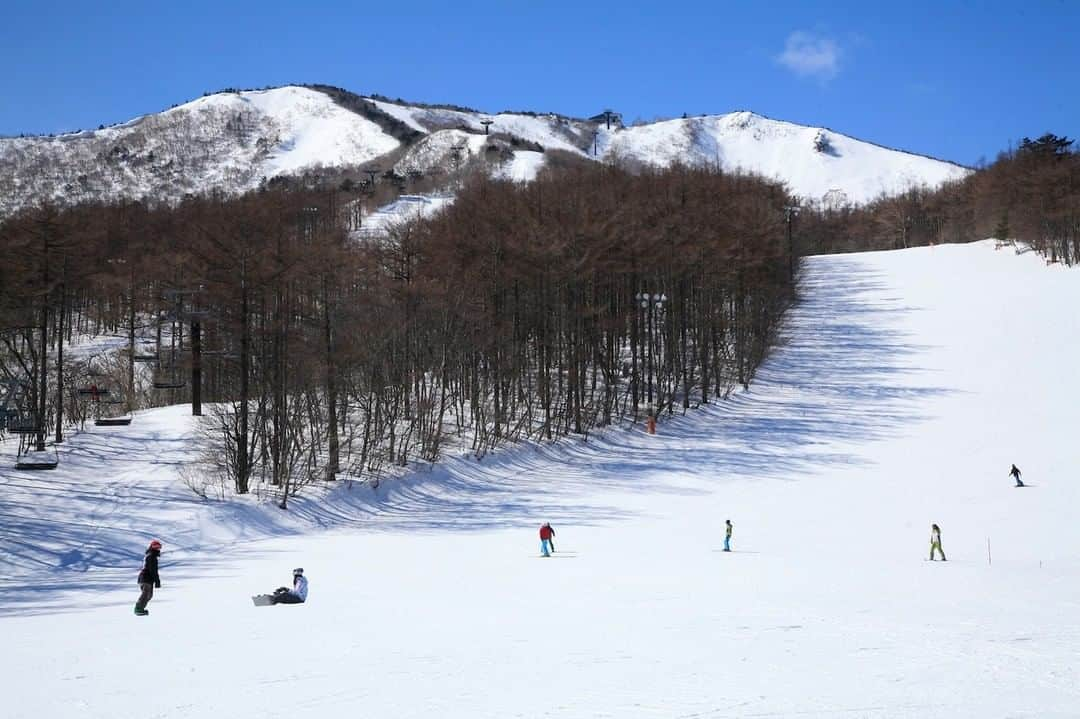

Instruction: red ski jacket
[539,524,555,540]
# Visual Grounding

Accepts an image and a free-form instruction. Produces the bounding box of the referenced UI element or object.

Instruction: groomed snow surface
[352,194,455,240]
[2,241,1078,718]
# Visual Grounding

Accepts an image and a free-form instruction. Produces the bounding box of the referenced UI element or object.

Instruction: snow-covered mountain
[0,85,971,217]
[601,112,970,205]
[0,86,400,216]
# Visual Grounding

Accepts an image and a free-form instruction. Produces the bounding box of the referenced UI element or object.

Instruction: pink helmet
[148,539,163,550]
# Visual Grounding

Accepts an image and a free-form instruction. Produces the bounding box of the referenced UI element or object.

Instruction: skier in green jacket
[723,519,733,552]
[929,524,946,561]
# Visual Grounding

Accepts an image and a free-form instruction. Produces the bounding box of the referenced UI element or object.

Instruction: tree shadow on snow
[0,257,952,615]
[272,258,953,534]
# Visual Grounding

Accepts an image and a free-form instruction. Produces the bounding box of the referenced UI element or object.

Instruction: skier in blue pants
[539,523,555,557]
[724,519,733,552]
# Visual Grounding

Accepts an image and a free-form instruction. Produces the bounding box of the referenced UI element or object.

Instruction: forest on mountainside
[2,133,1074,499]
[799,133,1080,266]
[0,164,796,499]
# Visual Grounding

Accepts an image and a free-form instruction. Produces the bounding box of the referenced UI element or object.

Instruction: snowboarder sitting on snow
[929,524,946,561]
[539,523,556,557]
[134,539,162,616]
[1009,463,1024,487]
[724,519,733,552]
[270,568,308,604]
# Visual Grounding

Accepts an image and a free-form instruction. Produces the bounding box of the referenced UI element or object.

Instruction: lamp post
[107,257,136,400]
[636,291,667,409]
[784,205,800,281]
[301,206,319,241]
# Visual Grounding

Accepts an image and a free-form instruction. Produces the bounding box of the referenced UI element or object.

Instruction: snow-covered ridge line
[2,85,971,217]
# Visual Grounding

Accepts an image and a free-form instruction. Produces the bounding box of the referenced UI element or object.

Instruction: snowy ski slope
[2,241,1078,718]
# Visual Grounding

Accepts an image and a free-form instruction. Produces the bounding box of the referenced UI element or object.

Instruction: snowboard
[252,594,275,606]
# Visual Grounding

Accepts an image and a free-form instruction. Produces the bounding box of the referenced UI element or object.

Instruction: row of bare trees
[1,163,797,500]
[798,133,1080,266]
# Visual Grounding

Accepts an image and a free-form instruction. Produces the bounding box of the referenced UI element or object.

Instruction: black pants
[135,582,154,611]
[272,587,303,605]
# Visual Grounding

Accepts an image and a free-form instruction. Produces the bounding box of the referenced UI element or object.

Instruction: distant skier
[539,522,556,557]
[723,519,733,552]
[1009,464,1024,487]
[929,524,946,561]
[268,568,308,605]
[134,539,162,616]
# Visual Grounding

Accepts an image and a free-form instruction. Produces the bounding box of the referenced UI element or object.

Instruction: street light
[301,206,319,241]
[635,291,667,410]
[784,205,800,281]
[107,257,138,401]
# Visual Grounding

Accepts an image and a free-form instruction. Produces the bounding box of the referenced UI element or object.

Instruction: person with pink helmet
[134,539,162,616]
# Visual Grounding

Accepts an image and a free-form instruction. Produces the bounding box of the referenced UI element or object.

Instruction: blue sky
[2,0,1077,166]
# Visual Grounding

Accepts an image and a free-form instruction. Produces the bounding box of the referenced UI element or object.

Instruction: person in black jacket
[134,539,162,616]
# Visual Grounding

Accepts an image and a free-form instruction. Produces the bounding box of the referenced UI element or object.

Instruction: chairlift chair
[5,417,40,434]
[152,375,185,390]
[14,431,59,470]
[95,415,133,427]
[95,393,133,426]
[2,385,38,434]
[15,447,59,470]
[201,349,239,360]
[1,383,42,439]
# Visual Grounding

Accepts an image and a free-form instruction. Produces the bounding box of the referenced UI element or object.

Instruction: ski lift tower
[449,140,469,173]
[158,286,208,416]
[480,118,494,135]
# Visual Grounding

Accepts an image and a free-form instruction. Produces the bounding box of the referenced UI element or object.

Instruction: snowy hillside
[352,193,455,240]
[368,98,592,154]
[0,86,400,215]
[605,111,972,204]
[392,128,489,177]
[3,241,1078,717]
[1,85,970,217]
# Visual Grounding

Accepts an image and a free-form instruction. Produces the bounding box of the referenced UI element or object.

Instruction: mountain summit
[0,85,969,216]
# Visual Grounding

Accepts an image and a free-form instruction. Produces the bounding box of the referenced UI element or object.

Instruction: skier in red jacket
[539,523,556,557]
